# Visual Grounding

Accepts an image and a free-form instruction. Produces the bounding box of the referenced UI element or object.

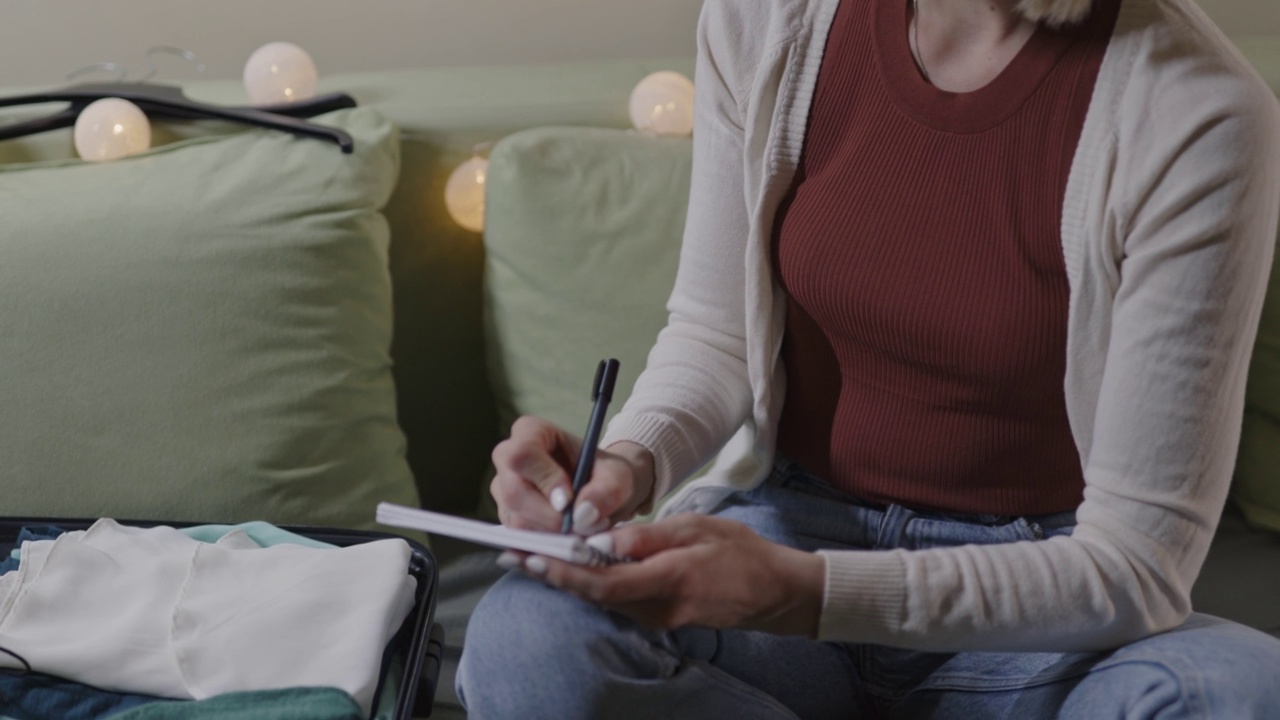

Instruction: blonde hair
[1017,0,1094,26]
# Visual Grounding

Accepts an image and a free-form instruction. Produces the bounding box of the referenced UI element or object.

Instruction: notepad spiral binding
[571,542,627,567]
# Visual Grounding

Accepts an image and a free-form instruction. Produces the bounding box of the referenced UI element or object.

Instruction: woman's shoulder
[698,0,839,95]
[1090,0,1280,251]
[699,0,815,50]
[1113,0,1277,116]
[1086,0,1280,188]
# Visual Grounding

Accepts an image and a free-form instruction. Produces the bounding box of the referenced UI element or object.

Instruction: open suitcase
[0,517,445,720]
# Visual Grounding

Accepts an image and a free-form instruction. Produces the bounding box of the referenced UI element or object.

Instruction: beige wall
[0,0,702,86]
[1195,0,1280,36]
[0,0,1273,87]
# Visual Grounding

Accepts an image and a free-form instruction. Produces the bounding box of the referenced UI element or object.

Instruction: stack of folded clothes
[0,520,416,720]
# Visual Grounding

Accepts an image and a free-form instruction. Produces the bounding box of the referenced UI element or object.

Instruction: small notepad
[375,502,624,566]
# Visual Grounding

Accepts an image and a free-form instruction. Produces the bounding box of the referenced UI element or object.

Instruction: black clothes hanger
[0,83,358,153]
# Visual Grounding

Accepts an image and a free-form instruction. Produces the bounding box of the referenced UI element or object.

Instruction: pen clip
[562,358,621,535]
[592,359,620,402]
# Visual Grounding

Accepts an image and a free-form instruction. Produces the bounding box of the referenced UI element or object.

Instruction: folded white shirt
[0,519,415,715]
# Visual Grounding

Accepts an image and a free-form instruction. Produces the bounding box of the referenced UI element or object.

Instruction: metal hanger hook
[66,62,129,83]
[137,46,206,83]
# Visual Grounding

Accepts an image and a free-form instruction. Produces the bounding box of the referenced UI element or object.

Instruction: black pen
[561,358,621,535]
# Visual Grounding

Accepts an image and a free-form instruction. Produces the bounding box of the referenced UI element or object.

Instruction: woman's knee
[457,573,580,713]
[460,572,582,670]
[457,571,677,715]
[1066,614,1280,719]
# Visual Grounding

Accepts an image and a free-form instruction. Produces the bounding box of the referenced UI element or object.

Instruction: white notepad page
[376,502,623,566]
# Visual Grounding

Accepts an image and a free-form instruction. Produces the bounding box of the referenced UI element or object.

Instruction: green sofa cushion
[0,107,418,530]
[483,126,692,442]
[1231,41,1280,533]
[1236,228,1280,532]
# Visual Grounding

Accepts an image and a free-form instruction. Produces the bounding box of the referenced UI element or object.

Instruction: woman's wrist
[605,441,658,515]
[776,546,826,638]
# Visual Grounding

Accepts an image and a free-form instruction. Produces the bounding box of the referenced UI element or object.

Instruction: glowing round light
[445,156,488,234]
[73,98,152,162]
[629,71,695,137]
[243,42,318,105]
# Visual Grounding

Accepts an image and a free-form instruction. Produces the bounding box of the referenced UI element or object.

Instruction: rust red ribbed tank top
[772,0,1119,515]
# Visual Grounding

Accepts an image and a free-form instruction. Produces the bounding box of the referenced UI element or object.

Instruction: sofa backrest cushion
[482,126,692,467]
[1232,39,1280,532]
[0,107,419,530]
[355,60,690,514]
[1237,237,1280,532]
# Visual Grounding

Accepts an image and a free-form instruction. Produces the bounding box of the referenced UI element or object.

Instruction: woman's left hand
[514,513,826,637]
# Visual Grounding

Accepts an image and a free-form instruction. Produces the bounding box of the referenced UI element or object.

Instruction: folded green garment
[177,522,336,549]
[108,687,363,720]
[7,521,335,564]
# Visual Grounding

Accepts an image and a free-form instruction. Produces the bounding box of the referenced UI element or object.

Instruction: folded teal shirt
[3,522,335,568]
[175,521,335,549]
[108,687,364,720]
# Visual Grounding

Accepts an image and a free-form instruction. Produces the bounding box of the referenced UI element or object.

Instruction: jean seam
[913,665,1093,693]
[909,516,1039,539]
[918,657,1206,718]
[875,505,915,550]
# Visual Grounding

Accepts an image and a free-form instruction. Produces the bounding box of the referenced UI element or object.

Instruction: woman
[460,0,1280,716]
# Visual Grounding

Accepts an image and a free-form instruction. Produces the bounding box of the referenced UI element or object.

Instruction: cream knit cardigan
[604,0,1280,651]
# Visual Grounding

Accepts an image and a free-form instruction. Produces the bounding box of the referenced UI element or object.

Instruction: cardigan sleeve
[816,19,1280,651]
[601,0,757,499]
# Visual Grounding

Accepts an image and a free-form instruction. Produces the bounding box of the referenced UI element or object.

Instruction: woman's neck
[911,0,1039,92]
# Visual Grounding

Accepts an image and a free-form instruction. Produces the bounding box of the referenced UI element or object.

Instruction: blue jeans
[458,459,1280,719]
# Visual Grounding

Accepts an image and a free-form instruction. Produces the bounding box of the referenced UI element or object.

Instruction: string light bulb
[74,98,152,162]
[243,42,318,105]
[445,153,489,234]
[629,71,695,137]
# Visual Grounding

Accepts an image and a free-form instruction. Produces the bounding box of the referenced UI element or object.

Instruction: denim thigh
[699,461,1090,709]
[701,461,1280,718]
[701,458,1076,554]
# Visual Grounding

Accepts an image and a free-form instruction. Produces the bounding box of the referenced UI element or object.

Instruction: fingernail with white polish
[585,533,614,555]
[549,487,570,513]
[572,502,600,534]
[496,551,521,570]
[524,556,548,576]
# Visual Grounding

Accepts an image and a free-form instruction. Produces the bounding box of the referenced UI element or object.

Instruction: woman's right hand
[490,416,656,535]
